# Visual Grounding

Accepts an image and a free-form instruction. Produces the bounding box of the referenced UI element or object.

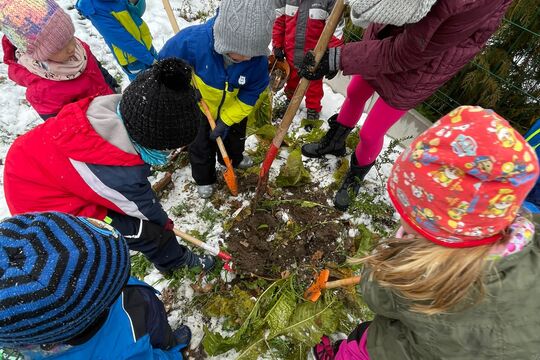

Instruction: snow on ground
[0,1,401,358]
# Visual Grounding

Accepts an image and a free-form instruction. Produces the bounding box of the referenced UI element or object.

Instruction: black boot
[334,153,375,211]
[302,114,352,158]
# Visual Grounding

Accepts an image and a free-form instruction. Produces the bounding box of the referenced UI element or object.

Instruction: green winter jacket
[360,220,540,359]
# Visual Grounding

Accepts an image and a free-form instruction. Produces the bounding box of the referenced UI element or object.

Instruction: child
[4,58,215,274]
[0,0,118,120]
[299,0,513,211]
[0,212,191,359]
[159,0,273,199]
[76,0,157,81]
[272,0,343,121]
[314,106,540,359]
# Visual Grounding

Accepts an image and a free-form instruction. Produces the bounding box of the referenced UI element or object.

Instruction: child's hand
[210,119,230,141]
[164,218,174,231]
[299,47,341,80]
[274,48,285,61]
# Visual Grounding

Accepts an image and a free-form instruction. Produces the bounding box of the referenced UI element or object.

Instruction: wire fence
[342,4,540,133]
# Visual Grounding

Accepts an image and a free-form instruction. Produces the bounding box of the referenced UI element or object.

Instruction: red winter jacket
[4,96,168,226]
[2,36,115,119]
[273,0,343,69]
[341,0,513,110]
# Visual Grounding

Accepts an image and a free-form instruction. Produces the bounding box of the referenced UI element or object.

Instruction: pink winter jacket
[340,0,513,109]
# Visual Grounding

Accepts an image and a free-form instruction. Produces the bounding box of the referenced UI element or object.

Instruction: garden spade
[304,269,361,302]
[173,228,234,272]
[254,0,346,203]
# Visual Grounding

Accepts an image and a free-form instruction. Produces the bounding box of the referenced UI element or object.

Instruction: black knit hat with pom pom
[119,58,200,150]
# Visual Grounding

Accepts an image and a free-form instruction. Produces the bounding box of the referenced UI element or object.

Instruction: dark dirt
[227,183,351,280]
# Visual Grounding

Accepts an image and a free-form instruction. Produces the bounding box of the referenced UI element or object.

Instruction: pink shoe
[313,336,342,360]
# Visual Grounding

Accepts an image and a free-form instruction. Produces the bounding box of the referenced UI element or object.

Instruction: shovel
[254,0,346,202]
[163,0,239,196]
[304,269,361,302]
[173,228,234,271]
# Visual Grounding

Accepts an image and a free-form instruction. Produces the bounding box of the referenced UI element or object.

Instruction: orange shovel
[304,269,361,302]
[198,99,239,196]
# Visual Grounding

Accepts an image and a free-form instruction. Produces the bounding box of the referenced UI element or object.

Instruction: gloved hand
[274,47,285,61]
[299,47,341,80]
[210,119,230,141]
[164,218,174,231]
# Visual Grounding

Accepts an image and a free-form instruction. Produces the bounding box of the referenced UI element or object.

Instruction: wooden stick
[162,0,180,34]
[324,276,361,290]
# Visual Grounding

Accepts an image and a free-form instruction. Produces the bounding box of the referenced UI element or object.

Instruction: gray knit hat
[213,0,274,58]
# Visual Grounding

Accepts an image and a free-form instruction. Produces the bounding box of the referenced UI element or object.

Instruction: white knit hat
[213,0,274,58]
[348,0,438,28]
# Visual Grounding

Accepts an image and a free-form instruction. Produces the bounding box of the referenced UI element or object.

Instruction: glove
[164,218,174,231]
[299,47,341,80]
[274,47,285,61]
[210,119,230,141]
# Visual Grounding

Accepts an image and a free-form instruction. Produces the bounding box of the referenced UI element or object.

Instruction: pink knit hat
[0,0,74,61]
[388,106,539,248]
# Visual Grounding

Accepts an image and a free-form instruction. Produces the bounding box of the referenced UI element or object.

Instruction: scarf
[17,38,88,81]
[116,104,171,166]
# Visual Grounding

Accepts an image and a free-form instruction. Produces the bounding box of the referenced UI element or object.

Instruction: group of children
[0,0,539,359]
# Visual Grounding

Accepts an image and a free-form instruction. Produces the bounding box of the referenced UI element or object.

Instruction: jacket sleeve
[123,284,183,360]
[326,0,345,48]
[272,0,287,49]
[221,61,270,126]
[340,3,498,77]
[2,36,33,87]
[77,162,169,226]
[88,11,156,66]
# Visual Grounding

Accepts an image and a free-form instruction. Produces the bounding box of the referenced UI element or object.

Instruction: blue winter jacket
[18,278,185,360]
[76,0,157,68]
[159,17,269,126]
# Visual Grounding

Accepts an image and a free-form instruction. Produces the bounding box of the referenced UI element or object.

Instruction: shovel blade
[222,157,238,196]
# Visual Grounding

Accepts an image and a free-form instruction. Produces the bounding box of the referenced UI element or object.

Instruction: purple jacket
[341,0,512,110]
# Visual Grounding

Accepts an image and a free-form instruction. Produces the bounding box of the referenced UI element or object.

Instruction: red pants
[284,62,324,113]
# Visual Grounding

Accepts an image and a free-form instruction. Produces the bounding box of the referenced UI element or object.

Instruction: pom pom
[154,58,193,92]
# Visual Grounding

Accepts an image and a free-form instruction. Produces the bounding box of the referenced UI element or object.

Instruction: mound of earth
[227,183,352,279]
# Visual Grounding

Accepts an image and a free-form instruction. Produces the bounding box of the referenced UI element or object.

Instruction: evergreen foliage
[419,0,540,133]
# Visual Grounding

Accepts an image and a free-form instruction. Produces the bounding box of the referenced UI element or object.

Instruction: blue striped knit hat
[0,212,130,346]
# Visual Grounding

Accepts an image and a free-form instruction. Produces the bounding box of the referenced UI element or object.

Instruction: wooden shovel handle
[162,0,180,34]
[324,276,361,290]
[200,99,230,158]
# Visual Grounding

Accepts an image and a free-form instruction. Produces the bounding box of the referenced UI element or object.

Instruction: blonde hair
[349,235,498,315]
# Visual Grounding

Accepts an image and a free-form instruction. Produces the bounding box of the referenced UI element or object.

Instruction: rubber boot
[333,153,375,211]
[301,114,352,158]
[305,109,320,131]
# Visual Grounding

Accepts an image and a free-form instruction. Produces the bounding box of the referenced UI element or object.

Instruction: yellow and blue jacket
[158,17,269,126]
[76,0,156,68]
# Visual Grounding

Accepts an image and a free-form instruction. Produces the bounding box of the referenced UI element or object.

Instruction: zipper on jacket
[216,75,228,120]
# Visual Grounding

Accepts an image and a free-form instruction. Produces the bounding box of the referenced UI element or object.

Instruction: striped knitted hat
[0,0,74,61]
[0,212,130,346]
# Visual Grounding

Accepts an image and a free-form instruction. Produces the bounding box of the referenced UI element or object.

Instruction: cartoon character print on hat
[388,106,540,248]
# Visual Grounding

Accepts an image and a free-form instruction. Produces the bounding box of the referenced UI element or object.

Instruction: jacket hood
[44,96,143,166]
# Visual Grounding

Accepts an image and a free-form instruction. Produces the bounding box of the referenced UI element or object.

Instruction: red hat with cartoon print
[388,106,539,248]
